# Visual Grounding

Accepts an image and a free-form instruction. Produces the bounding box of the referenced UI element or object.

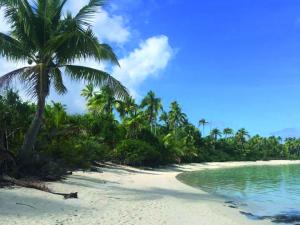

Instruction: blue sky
[1,0,300,137]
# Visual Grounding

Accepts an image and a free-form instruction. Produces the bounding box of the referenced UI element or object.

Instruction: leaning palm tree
[0,0,128,161]
[198,118,209,137]
[140,90,163,133]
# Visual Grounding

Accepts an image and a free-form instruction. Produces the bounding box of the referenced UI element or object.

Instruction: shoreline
[1,160,300,225]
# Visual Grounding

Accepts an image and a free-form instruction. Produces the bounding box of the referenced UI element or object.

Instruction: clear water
[177,164,300,222]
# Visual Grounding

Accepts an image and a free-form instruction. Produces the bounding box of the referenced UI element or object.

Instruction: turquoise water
[177,164,300,223]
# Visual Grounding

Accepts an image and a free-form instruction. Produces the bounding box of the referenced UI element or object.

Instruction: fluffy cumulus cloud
[113,35,173,97]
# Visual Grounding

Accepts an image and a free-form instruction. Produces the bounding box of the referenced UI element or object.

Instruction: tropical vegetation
[0,0,300,181]
[0,87,299,179]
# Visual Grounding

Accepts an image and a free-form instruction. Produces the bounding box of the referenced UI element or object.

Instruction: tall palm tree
[198,118,209,137]
[168,101,187,134]
[140,90,163,133]
[0,0,128,161]
[223,128,233,138]
[210,128,222,141]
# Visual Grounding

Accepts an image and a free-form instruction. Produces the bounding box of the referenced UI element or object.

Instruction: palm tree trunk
[19,94,46,162]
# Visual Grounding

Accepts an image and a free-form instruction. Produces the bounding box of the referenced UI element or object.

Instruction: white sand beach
[1,160,300,225]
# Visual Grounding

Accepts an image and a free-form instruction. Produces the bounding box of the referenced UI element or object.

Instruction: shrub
[38,136,107,170]
[114,139,161,167]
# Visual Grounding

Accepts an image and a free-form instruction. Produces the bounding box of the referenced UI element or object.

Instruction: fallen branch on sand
[2,175,78,199]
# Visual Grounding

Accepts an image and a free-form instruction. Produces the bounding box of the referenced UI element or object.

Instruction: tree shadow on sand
[108,185,219,202]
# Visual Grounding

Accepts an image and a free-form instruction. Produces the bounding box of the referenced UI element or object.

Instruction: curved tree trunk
[19,94,46,162]
[19,66,49,163]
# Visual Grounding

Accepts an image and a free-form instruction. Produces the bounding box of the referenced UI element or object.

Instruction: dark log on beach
[2,175,78,199]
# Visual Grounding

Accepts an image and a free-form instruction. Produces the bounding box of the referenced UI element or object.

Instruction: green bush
[38,136,107,169]
[114,139,161,167]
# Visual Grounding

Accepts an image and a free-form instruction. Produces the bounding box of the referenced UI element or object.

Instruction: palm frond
[74,0,105,27]
[64,65,128,100]
[0,66,35,88]
[51,0,68,26]
[0,32,32,61]
[1,0,38,51]
[51,67,67,94]
[47,27,119,65]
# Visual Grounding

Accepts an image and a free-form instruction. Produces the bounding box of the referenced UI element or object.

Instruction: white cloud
[113,35,173,97]
[0,3,174,112]
[93,10,130,44]
[66,0,130,44]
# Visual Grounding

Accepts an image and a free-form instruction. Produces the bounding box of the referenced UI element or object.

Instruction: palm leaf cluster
[0,0,128,99]
[0,0,128,158]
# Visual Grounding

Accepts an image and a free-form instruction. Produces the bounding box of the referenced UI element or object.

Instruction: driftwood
[2,175,78,199]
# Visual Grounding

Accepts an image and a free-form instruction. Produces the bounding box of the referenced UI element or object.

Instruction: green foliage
[114,139,161,167]
[0,0,128,161]
[0,89,34,153]
[41,136,104,169]
[1,89,300,178]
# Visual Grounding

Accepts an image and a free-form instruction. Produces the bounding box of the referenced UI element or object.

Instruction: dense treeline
[1,88,300,178]
[0,0,300,181]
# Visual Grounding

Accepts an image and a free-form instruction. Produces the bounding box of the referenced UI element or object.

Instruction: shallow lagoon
[177,164,300,224]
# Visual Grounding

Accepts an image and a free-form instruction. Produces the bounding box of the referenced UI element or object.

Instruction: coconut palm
[236,128,250,139]
[223,128,233,138]
[0,0,128,161]
[81,83,96,100]
[168,101,187,133]
[123,111,145,138]
[87,85,122,116]
[116,96,138,119]
[210,128,222,140]
[198,118,209,137]
[235,128,250,144]
[45,101,67,129]
[140,91,163,133]
[159,111,170,130]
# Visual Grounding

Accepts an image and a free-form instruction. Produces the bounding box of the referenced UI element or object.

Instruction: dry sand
[1,160,300,225]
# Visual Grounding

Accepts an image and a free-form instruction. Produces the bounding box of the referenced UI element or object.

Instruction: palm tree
[236,128,250,138]
[168,101,187,134]
[0,0,128,161]
[223,128,233,138]
[159,111,170,130]
[210,128,222,140]
[235,128,250,144]
[198,119,209,137]
[81,83,95,100]
[116,96,138,119]
[140,91,163,133]
[87,85,121,116]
